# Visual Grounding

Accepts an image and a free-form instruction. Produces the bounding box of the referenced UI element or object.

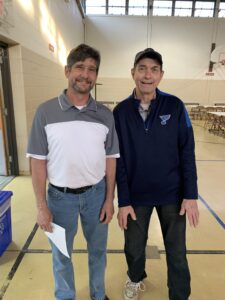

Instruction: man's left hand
[179,199,199,227]
[100,199,114,224]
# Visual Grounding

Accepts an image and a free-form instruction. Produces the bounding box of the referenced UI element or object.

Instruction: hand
[117,206,137,230]
[37,205,53,232]
[100,199,114,224]
[179,199,199,227]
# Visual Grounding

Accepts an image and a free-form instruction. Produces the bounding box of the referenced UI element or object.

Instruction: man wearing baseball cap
[113,48,199,300]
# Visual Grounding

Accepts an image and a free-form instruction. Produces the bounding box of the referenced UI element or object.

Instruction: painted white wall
[0,0,84,64]
[0,0,85,175]
[85,15,225,80]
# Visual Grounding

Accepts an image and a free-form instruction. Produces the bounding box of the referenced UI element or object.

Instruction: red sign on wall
[49,43,54,52]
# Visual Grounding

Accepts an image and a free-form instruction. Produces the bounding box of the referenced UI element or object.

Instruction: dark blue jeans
[124,204,190,300]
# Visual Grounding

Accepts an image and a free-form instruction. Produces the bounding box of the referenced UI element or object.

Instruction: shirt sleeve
[113,107,131,207]
[105,112,120,158]
[178,103,198,199]
[26,105,48,160]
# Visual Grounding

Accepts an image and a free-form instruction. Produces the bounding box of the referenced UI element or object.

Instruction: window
[153,1,173,16]
[108,0,126,15]
[85,0,106,15]
[219,2,225,18]
[84,1,223,18]
[175,1,192,17]
[194,1,214,17]
[129,0,148,16]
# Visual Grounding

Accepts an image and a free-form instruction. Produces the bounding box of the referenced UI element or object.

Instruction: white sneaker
[123,278,145,300]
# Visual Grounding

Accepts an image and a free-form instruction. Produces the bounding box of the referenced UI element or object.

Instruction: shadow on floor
[0,176,14,190]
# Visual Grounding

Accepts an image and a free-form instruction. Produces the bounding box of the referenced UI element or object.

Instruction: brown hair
[67,44,101,73]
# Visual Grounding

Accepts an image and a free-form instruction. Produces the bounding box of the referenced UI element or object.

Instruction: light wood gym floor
[0,120,225,300]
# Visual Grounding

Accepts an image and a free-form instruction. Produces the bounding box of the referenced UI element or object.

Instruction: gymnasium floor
[0,121,225,300]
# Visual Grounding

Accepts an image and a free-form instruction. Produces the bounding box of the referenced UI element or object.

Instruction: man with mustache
[113,48,199,300]
[27,44,119,300]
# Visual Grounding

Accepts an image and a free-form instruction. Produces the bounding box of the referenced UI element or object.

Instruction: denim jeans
[47,178,108,300]
[124,204,191,300]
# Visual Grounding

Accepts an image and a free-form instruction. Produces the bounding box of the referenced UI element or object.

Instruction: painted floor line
[0,224,38,300]
[7,249,225,255]
[197,159,225,162]
[198,194,225,229]
[196,140,225,145]
[159,250,225,254]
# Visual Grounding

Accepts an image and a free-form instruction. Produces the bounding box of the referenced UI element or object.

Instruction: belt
[50,183,92,194]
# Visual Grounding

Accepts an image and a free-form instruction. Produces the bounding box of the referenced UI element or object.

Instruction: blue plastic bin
[0,191,13,256]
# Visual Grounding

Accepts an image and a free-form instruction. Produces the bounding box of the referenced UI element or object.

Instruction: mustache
[76,77,92,84]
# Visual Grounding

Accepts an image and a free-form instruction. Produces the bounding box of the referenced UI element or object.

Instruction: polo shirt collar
[131,88,159,108]
[58,90,97,112]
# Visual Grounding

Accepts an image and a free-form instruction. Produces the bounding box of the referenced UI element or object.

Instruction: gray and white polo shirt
[27,91,120,188]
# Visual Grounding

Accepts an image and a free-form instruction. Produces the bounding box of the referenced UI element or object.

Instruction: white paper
[45,223,70,258]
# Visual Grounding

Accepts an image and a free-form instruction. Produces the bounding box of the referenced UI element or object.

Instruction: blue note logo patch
[159,114,171,125]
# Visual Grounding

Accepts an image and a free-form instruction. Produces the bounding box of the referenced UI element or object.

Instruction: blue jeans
[124,204,190,300]
[47,178,108,300]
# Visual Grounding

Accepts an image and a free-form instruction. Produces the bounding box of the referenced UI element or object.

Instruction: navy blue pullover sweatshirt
[113,89,198,207]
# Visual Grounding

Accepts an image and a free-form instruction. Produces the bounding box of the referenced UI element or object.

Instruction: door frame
[0,41,19,175]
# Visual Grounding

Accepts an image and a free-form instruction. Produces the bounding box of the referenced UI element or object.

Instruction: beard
[72,78,94,94]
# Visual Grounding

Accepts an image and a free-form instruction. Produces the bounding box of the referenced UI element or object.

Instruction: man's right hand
[117,206,137,230]
[37,205,53,232]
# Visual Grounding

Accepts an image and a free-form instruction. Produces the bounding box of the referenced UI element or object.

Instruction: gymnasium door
[0,56,7,175]
[0,44,18,176]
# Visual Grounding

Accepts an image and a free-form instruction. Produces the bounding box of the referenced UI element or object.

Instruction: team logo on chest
[159,114,171,125]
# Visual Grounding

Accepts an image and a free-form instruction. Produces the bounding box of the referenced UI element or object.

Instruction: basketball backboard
[211,45,225,64]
